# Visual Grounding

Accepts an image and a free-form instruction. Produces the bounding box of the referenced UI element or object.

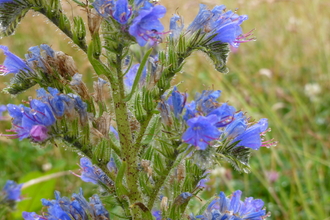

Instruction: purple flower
[1,180,22,201]
[195,190,269,220]
[182,115,221,150]
[0,45,31,75]
[29,125,49,142]
[5,99,56,142]
[3,87,83,142]
[129,2,166,46]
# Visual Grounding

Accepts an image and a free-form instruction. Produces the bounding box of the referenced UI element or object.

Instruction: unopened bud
[70,73,91,100]
[55,51,78,78]
[30,125,49,142]
[93,78,108,103]
[160,196,168,211]
[95,112,111,138]
[87,8,102,36]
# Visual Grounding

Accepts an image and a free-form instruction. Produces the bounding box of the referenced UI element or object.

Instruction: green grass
[0,0,329,219]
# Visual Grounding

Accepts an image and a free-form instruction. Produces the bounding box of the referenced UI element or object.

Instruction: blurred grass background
[0,0,329,219]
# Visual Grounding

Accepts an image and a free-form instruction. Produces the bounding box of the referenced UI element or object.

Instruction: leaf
[3,70,38,95]
[13,171,57,218]
[199,41,230,73]
[0,1,31,37]
[115,161,129,196]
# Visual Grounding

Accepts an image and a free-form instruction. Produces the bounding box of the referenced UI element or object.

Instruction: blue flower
[0,45,31,75]
[93,0,131,24]
[183,101,197,121]
[195,190,269,220]
[232,118,269,150]
[3,87,83,142]
[92,0,114,18]
[0,104,6,119]
[0,0,12,3]
[37,88,66,118]
[169,14,184,39]
[224,117,275,150]
[182,115,221,150]
[23,189,110,220]
[157,95,173,126]
[107,157,117,173]
[124,63,146,89]
[167,86,187,118]
[207,103,236,127]
[195,90,221,115]
[187,4,213,33]
[25,44,55,71]
[6,99,55,142]
[22,212,43,220]
[110,125,119,139]
[129,2,166,46]
[187,4,251,47]
[152,210,162,220]
[76,157,114,187]
[113,0,131,24]
[1,180,22,202]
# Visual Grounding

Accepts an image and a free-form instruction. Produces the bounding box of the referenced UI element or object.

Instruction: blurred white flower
[304,83,321,101]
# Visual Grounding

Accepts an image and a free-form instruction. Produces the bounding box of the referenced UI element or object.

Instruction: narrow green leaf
[124,48,153,102]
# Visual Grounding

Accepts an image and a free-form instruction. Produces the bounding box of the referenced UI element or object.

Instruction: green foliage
[215,140,251,173]
[0,0,31,37]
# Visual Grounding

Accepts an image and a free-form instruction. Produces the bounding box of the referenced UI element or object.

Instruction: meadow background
[0,0,329,219]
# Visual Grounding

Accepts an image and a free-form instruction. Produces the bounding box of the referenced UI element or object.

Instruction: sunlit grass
[0,0,329,219]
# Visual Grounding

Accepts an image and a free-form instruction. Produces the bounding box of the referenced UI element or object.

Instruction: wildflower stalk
[107,43,143,218]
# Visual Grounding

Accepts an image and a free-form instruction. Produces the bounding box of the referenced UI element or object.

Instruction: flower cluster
[4,87,86,142]
[93,0,166,46]
[162,88,276,150]
[192,190,269,220]
[0,44,79,83]
[185,4,253,47]
[22,189,110,220]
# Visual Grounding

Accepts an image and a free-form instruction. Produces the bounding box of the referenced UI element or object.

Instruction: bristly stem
[107,44,143,219]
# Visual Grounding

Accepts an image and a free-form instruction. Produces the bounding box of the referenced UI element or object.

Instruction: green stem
[107,45,143,219]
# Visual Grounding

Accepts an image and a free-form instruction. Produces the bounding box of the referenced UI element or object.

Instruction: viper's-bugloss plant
[0,0,274,219]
